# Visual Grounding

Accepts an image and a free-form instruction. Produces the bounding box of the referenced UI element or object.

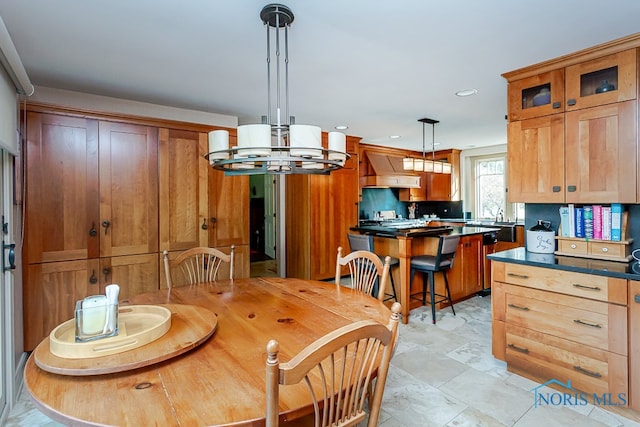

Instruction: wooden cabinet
[629,280,640,411]
[430,234,482,303]
[286,136,360,280]
[492,261,629,403]
[426,172,452,201]
[504,39,639,203]
[398,172,427,202]
[24,110,250,349]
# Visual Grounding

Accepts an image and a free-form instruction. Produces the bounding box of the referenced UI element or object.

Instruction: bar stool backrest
[436,235,461,270]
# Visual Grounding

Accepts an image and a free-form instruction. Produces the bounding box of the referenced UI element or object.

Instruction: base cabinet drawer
[506,324,628,398]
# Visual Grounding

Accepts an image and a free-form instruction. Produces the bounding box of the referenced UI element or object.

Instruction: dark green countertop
[488,247,640,280]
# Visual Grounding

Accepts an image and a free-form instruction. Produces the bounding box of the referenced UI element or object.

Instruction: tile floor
[6,295,640,426]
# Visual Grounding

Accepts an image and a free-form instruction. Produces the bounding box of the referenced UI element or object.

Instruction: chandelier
[403,118,451,174]
[206,3,349,175]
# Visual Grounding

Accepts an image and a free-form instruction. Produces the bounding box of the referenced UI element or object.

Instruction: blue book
[574,207,584,238]
[611,204,623,241]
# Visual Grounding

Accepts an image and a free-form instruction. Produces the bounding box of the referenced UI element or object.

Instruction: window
[472,154,524,221]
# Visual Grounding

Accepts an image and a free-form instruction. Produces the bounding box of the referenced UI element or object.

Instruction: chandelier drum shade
[206,3,349,175]
[403,118,451,174]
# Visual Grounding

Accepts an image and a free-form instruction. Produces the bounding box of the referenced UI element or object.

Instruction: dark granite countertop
[351,225,500,238]
[488,247,640,280]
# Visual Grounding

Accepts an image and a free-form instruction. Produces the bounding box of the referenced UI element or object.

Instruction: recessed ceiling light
[335,125,348,130]
[456,88,478,97]
[389,135,401,139]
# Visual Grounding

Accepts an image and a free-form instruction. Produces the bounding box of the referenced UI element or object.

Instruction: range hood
[361,151,421,188]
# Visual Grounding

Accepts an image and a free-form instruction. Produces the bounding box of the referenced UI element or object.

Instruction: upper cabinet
[503,36,640,204]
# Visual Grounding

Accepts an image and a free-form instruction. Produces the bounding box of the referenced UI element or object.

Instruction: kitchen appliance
[526,220,555,253]
[479,230,498,296]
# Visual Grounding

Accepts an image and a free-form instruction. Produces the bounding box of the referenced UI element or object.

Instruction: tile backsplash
[359,188,462,220]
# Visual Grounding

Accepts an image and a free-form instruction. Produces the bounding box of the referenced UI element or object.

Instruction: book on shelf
[574,207,584,238]
[611,203,622,241]
[592,205,603,240]
[602,206,612,241]
[568,203,575,238]
[559,207,571,237]
[583,206,593,239]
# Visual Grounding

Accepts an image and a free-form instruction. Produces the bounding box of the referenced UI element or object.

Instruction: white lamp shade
[208,130,229,160]
[442,162,452,174]
[403,157,414,170]
[433,161,443,173]
[414,158,424,172]
[237,124,272,156]
[328,131,347,163]
[289,124,322,158]
[423,160,434,172]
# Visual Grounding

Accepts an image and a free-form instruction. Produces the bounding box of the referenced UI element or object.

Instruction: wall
[525,203,640,251]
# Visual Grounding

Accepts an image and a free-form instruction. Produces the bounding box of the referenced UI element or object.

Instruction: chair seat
[410,255,451,271]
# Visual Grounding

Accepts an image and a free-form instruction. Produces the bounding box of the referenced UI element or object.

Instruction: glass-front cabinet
[507,70,564,121]
[565,48,637,111]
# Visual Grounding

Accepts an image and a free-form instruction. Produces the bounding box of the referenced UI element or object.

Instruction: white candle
[328,131,347,163]
[237,124,271,156]
[81,295,107,336]
[208,130,229,160]
[289,124,322,158]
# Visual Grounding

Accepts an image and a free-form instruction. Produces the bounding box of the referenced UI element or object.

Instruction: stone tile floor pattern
[6,295,640,426]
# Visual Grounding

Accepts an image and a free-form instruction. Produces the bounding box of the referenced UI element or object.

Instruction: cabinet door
[24,258,100,350]
[426,173,451,201]
[99,121,159,257]
[26,113,99,263]
[507,114,565,203]
[565,49,636,111]
[461,235,483,296]
[100,254,159,301]
[565,101,637,203]
[208,170,249,247]
[399,172,427,202]
[630,280,640,411]
[159,128,208,252]
[507,69,565,121]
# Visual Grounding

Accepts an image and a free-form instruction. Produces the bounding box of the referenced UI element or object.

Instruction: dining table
[24,276,393,426]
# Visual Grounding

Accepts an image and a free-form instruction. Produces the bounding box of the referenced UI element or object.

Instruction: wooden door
[24,258,100,350]
[100,254,159,301]
[99,121,159,257]
[208,170,249,247]
[565,101,637,203]
[629,280,640,411]
[25,113,99,263]
[159,128,209,252]
[427,173,451,201]
[507,114,565,203]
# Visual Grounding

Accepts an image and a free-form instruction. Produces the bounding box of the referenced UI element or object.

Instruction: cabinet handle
[567,98,576,106]
[552,101,561,109]
[635,295,640,304]
[573,365,602,378]
[507,273,529,279]
[507,303,530,311]
[201,218,208,230]
[102,220,111,235]
[103,267,111,282]
[552,186,561,192]
[567,185,577,192]
[2,242,15,271]
[570,244,577,249]
[89,222,97,237]
[601,247,608,253]
[573,319,601,328]
[507,343,529,354]
[89,270,98,284]
[210,217,217,226]
[572,283,601,291]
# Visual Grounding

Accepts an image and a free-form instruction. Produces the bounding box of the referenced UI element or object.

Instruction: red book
[592,205,603,240]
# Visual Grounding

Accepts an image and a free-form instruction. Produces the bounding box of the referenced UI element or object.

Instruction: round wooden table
[24,277,392,426]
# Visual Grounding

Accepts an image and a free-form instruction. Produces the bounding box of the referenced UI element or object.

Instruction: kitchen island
[351,223,498,323]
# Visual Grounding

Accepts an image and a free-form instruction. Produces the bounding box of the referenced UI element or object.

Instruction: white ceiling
[2,0,640,152]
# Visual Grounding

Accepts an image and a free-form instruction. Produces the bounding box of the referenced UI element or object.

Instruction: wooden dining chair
[347,233,399,302]
[335,247,391,301]
[265,302,401,427]
[163,246,234,288]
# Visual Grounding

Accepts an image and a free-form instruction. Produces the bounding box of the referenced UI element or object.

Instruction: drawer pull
[573,365,602,378]
[573,319,601,328]
[572,283,601,292]
[507,273,529,279]
[570,244,577,249]
[601,247,608,252]
[508,303,530,311]
[507,343,529,354]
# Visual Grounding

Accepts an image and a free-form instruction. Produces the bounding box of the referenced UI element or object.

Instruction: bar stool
[347,233,398,302]
[409,234,460,324]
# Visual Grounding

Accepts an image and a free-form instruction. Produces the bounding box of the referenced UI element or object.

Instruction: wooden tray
[33,304,217,376]
[50,305,172,359]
